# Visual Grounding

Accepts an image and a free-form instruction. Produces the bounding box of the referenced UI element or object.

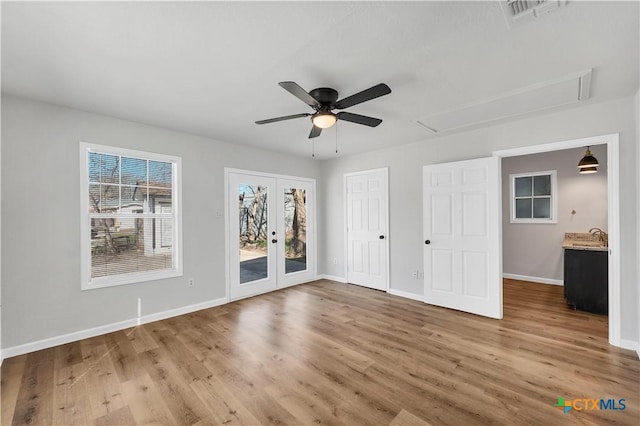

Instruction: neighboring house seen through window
[510,170,557,223]
[80,143,182,289]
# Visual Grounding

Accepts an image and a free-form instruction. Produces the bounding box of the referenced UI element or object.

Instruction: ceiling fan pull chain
[335,121,339,154]
[311,139,315,158]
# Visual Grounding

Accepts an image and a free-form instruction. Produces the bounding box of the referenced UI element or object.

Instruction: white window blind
[80,143,182,289]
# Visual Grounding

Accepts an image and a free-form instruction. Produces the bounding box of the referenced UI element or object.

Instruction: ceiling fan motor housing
[309,88,339,107]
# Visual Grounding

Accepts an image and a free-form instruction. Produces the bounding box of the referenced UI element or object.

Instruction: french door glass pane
[284,188,307,274]
[239,184,268,284]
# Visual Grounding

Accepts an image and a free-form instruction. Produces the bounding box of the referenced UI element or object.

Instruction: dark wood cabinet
[563,249,608,314]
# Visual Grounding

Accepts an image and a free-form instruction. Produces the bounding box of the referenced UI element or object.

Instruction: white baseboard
[2,317,138,361]
[317,274,348,283]
[503,273,563,286]
[619,338,639,352]
[139,297,228,326]
[1,296,228,361]
[388,288,425,302]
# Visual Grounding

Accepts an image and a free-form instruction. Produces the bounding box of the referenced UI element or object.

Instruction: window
[510,170,557,223]
[80,143,182,289]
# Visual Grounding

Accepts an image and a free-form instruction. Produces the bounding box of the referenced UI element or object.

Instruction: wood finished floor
[2,279,638,425]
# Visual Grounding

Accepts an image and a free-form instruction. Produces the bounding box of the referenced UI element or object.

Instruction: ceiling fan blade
[337,112,382,127]
[309,125,322,139]
[333,83,391,110]
[255,113,311,125]
[279,81,321,109]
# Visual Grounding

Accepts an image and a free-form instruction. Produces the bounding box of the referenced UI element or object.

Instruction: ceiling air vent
[501,0,567,27]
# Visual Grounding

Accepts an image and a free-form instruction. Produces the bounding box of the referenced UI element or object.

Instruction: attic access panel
[417,69,591,134]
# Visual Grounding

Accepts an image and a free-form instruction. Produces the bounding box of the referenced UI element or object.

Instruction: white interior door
[346,168,388,291]
[423,157,502,318]
[229,173,277,299]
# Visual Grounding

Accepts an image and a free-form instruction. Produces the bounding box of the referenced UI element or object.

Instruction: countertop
[562,232,608,252]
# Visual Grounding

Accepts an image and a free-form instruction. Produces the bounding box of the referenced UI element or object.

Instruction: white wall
[319,96,638,343]
[2,93,638,353]
[502,146,608,282]
[0,95,321,350]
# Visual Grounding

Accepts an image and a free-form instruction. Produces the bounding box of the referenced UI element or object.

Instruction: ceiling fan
[255,81,391,138]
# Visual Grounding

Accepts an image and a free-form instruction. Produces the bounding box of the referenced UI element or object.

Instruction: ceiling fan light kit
[312,112,337,129]
[256,81,391,139]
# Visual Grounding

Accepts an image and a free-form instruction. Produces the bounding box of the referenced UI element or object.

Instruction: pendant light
[578,146,599,174]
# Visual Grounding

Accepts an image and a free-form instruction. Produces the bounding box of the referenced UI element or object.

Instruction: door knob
[379,235,385,240]
[425,240,431,245]
[272,239,278,244]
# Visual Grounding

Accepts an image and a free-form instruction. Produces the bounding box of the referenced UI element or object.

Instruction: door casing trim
[493,133,621,347]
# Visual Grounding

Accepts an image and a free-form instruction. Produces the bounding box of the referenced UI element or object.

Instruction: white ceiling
[2,1,638,159]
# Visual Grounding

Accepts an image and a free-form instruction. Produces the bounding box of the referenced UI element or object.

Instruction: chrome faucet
[589,227,607,243]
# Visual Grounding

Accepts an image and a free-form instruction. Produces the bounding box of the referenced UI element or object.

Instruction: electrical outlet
[188,278,194,287]
[411,271,418,279]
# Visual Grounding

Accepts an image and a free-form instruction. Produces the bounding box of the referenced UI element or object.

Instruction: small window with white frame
[80,142,182,290]
[510,170,557,223]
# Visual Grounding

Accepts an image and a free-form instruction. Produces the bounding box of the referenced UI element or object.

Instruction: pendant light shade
[578,146,599,174]
[579,166,598,174]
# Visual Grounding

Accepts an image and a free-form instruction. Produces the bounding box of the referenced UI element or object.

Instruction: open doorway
[494,133,620,347]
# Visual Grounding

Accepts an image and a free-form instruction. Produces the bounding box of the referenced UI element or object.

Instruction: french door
[227,170,315,300]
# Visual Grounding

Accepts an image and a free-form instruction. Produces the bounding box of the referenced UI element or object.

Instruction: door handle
[425,240,431,245]
[379,235,385,240]
[272,239,278,244]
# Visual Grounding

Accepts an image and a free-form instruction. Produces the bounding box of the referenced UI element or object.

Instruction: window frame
[509,170,557,224]
[80,142,183,290]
